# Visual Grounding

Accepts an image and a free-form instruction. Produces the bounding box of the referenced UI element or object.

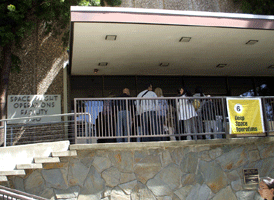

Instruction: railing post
[261,97,269,137]
[175,97,180,140]
[4,120,7,147]
[126,99,130,142]
[64,115,68,140]
[74,99,78,144]
[222,97,228,138]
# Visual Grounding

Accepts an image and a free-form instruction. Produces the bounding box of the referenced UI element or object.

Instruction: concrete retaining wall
[3,138,274,199]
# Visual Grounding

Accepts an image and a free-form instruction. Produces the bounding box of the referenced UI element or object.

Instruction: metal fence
[262,97,274,134]
[0,114,76,147]
[0,185,48,200]
[1,97,273,146]
[74,96,274,143]
[74,96,227,143]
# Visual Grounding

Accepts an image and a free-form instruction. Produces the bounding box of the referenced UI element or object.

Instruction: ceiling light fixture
[160,63,169,67]
[246,40,259,45]
[268,65,274,69]
[94,69,99,73]
[105,35,117,41]
[98,62,108,66]
[179,37,191,42]
[216,64,227,68]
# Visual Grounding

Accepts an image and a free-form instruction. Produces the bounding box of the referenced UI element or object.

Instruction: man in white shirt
[136,84,159,142]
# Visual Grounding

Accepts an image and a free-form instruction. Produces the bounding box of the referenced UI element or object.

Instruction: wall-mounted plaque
[243,168,259,185]
[7,95,61,124]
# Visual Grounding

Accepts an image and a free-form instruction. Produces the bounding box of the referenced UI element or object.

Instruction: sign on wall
[226,98,264,134]
[8,95,61,124]
[243,169,259,185]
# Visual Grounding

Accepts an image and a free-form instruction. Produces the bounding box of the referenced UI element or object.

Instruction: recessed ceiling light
[268,65,274,69]
[216,64,227,68]
[160,63,169,67]
[246,40,258,45]
[94,69,99,73]
[105,35,117,41]
[179,37,191,42]
[98,62,108,66]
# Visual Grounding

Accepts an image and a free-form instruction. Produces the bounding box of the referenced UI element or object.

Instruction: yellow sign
[226,98,264,134]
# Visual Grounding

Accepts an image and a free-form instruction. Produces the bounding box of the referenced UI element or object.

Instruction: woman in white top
[177,87,197,140]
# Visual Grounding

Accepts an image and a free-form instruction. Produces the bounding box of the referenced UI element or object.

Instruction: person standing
[155,87,168,141]
[193,86,206,139]
[116,88,132,143]
[136,83,159,142]
[258,177,274,200]
[177,87,198,140]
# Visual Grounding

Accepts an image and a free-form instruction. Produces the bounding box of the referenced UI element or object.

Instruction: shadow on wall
[9,22,68,96]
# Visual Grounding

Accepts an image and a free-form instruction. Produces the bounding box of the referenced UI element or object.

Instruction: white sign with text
[7,95,61,124]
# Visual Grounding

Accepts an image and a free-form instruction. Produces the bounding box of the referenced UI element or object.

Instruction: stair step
[34,157,60,164]
[16,163,43,170]
[0,176,8,182]
[52,150,77,157]
[0,170,25,176]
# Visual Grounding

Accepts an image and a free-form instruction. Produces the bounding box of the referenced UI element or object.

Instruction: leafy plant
[235,0,274,15]
[0,0,122,144]
[101,0,122,6]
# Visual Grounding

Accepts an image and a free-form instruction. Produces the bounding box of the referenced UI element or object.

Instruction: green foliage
[235,0,274,15]
[0,0,121,72]
[11,54,21,73]
[7,4,16,12]
[101,0,122,6]
[79,0,100,6]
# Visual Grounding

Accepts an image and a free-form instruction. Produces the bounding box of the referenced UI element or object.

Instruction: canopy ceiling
[70,7,274,76]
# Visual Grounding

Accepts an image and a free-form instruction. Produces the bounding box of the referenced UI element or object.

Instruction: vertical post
[63,65,68,140]
[74,99,77,144]
[126,98,130,142]
[176,97,180,140]
[4,120,7,147]
[222,97,228,138]
[262,97,269,137]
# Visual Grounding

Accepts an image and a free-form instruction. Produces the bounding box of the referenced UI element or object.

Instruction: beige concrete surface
[0,141,69,171]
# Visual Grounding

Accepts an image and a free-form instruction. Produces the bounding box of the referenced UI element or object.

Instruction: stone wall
[121,0,242,13]
[6,138,274,199]
[8,22,68,110]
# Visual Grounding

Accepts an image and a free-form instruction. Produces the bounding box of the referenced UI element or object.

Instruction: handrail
[0,113,75,123]
[74,96,274,100]
[74,96,274,143]
[0,96,273,147]
[0,113,92,147]
[0,185,48,200]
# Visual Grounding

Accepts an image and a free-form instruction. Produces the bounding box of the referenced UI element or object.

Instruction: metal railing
[74,96,274,143]
[1,96,273,146]
[262,97,274,134]
[0,113,76,147]
[0,185,48,200]
[74,96,228,143]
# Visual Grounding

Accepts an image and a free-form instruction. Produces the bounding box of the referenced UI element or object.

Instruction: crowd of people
[95,83,224,143]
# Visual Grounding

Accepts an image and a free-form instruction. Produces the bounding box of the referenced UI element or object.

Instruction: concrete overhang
[70,6,274,76]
